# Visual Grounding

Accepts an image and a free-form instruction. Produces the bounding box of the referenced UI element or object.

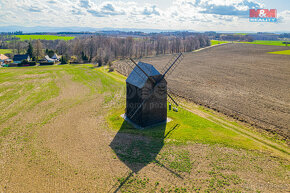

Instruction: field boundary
[181,104,289,159]
[193,43,230,52]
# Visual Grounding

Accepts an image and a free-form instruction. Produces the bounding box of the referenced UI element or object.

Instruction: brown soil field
[116,43,290,140]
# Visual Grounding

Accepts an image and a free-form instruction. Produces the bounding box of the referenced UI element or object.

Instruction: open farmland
[129,43,290,140]
[0,65,289,192]
[15,35,75,41]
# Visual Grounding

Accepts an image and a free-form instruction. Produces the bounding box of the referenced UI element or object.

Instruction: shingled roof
[13,54,29,61]
[126,62,161,89]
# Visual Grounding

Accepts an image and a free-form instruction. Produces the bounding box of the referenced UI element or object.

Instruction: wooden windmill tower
[125,53,184,128]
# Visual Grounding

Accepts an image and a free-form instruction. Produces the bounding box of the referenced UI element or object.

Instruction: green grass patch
[234,33,250,35]
[268,50,290,55]
[0,127,12,137]
[25,80,60,109]
[15,35,75,41]
[158,149,192,173]
[211,40,229,45]
[241,40,287,46]
[211,40,289,47]
[107,106,268,151]
[0,49,12,54]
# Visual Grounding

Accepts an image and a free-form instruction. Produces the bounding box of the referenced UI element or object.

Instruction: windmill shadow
[109,121,181,174]
[109,121,181,192]
[110,121,167,173]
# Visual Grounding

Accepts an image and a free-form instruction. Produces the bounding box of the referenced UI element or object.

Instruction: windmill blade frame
[161,53,183,78]
[125,54,184,121]
[167,92,179,107]
[128,57,180,107]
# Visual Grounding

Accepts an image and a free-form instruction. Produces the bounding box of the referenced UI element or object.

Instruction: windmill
[124,53,184,128]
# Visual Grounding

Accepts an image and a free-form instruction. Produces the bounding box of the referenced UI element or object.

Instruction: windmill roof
[126,62,160,88]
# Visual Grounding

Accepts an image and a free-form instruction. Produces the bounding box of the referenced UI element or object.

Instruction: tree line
[54,35,210,64]
[2,34,210,65]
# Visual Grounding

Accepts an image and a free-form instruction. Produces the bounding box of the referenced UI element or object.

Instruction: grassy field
[15,35,75,41]
[242,40,287,46]
[268,50,290,55]
[211,40,229,45]
[0,65,289,192]
[0,49,12,54]
[211,40,288,47]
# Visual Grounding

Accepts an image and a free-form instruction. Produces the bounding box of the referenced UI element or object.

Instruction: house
[0,54,10,66]
[125,62,167,127]
[44,55,56,63]
[51,54,60,61]
[13,54,30,64]
[0,54,9,64]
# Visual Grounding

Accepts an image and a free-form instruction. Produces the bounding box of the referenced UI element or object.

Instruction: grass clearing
[15,35,75,41]
[268,50,290,55]
[210,40,229,45]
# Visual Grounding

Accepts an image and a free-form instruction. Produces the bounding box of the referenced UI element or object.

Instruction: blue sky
[0,0,289,32]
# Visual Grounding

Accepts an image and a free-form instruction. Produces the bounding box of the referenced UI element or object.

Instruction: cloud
[72,7,85,15]
[278,10,290,23]
[178,0,262,16]
[0,0,289,32]
[142,5,160,16]
[47,0,57,4]
[87,2,125,17]
[103,4,114,12]
[80,0,91,9]
[24,5,43,12]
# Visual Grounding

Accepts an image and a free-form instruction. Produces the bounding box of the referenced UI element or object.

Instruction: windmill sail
[161,53,183,78]
[125,53,184,125]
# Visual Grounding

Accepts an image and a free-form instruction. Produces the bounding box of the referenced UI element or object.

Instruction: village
[0,49,61,67]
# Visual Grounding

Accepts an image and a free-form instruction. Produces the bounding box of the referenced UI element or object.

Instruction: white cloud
[279,10,290,23]
[87,2,126,17]
[0,0,289,32]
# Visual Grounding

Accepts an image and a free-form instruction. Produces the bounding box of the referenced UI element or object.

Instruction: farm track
[182,103,289,158]
[115,43,290,141]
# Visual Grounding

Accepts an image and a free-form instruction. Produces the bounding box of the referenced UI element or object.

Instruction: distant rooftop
[13,54,29,61]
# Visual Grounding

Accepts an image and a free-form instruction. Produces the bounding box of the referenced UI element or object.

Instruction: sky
[0,0,289,32]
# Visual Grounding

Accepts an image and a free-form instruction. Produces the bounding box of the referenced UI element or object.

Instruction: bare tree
[34,40,43,62]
